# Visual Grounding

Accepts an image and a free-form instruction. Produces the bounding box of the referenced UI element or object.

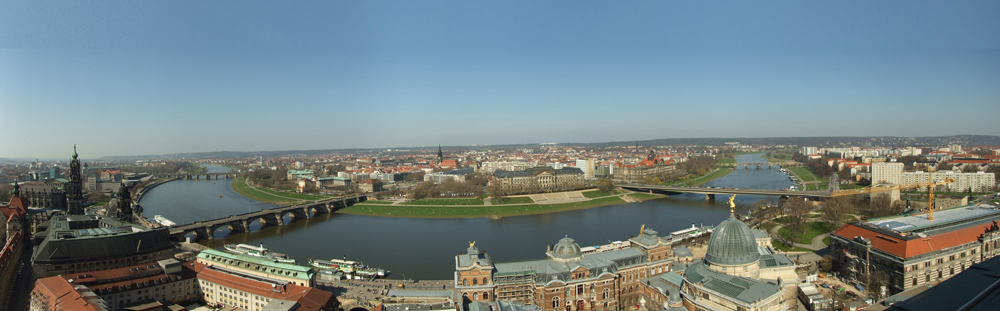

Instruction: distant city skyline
[2,1,999,158]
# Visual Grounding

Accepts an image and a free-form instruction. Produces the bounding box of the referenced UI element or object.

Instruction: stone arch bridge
[168,194,367,240]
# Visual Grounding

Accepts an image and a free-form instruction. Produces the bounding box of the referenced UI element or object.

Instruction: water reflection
[140,154,793,280]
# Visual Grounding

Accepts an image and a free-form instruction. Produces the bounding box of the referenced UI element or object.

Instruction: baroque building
[491,167,586,194]
[66,145,85,215]
[678,201,797,311]
[612,149,676,182]
[454,226,672,311]
[106,181,134,223]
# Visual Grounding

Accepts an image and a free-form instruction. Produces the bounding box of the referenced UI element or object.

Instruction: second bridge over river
[168,194,368,241]
[621,184,832,200]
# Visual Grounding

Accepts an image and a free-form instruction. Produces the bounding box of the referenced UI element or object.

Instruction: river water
[138,155,794,280]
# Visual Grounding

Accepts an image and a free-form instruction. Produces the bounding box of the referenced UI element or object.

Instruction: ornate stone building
[454,227,673,311]
[612,149,676,182]
[106,182,134,223]
[491,167,586,194]
[678,212,797,311]
[17,182,66,210]
[66,145,85,215]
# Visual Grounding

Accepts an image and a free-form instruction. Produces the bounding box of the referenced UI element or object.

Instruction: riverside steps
[168,194,367,240]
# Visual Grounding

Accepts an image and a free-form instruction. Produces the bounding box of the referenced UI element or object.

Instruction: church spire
[11,180,18,198]
[438,144,443,163]
[72,143,78,159]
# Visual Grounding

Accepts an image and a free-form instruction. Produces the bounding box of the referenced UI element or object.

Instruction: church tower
[438,144,443,163]
[66,144,85,215]
[115,181,133,223]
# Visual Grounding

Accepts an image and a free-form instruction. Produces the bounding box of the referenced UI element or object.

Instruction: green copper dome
[705,215,760,266]
[550,235,582,260]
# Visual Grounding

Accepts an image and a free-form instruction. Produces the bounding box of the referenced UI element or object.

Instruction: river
[138,155,794,280]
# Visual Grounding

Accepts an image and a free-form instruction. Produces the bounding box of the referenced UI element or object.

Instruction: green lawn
[253,187,331,201]
[823,236,831,246]
[629,193,666,201]
[806,181,830,191]
[402,198,484,205]
[494,197,535,204]
[582,190,617,198]
[340,196,627,218]
[230,177,300,205]
[718,157,737,164]
[772,240,813,252]
[356,200,395,205]
[669,168,733,186]
[778,222,832,244]
[788,167,818,182]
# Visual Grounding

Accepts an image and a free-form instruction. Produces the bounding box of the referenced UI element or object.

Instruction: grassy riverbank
[668,168,733,186]
[230,177,300,205]
[340,196,627,219]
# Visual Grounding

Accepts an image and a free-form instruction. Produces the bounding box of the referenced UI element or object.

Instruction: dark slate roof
[630,228,662,247]
[32,215,173,265]
[886,255,1000,311]
[493,170,533,178]
[493,248,646,284]
[457,246,491,267]
[683,263,782,304]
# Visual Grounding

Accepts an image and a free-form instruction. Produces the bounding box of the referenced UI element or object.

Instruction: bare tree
[822,196,855,229]
[783,197,811,245]
[596,178,615,193]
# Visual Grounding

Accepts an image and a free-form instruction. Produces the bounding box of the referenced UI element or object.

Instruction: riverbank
[340,191,664,219]
[667,168,733,186]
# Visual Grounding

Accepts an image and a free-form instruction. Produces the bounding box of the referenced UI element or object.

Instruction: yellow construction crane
[830,167,955,220]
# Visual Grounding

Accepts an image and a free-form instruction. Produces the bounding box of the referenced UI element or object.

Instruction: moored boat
[153,215,176,227]
[224,243,297,264]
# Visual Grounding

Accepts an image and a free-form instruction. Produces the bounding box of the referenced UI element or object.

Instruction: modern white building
[872,162,904,185]
[801,146,818,156]
[902,170,996,192]
[575,158,595,179]
[480,161,535,173]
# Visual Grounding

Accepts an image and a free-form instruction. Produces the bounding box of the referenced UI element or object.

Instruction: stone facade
[829,205,1000,295]
[491,167,586,194]
[455,228,673,311]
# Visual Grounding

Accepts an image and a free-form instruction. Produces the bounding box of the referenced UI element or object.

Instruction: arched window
[473,293,479,301]
[473,278,478,286]
[603,289,610,300]
[483,277,488,285]
[483,292,489,300]
[553,297,560,308]
[463,279,468,286]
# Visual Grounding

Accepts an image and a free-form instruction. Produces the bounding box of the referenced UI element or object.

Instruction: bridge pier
[705,194,715,201]
[194,227,213,240]
[260,213,283,226]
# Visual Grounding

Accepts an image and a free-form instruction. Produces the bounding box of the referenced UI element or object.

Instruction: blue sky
[2,1,999,158]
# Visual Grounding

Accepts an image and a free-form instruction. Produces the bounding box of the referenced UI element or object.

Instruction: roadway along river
[139,155,795,280]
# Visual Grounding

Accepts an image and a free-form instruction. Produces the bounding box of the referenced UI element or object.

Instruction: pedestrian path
[768,222,830,251]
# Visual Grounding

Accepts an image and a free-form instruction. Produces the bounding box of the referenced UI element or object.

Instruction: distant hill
[94,135,1000,160]
[575,135,1000,149]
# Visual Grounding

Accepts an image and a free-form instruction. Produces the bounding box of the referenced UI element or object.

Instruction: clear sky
[2,1,999,158]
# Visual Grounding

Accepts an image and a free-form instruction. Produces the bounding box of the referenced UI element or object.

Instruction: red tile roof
[832,222,996,259]
[32,277,106,311]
